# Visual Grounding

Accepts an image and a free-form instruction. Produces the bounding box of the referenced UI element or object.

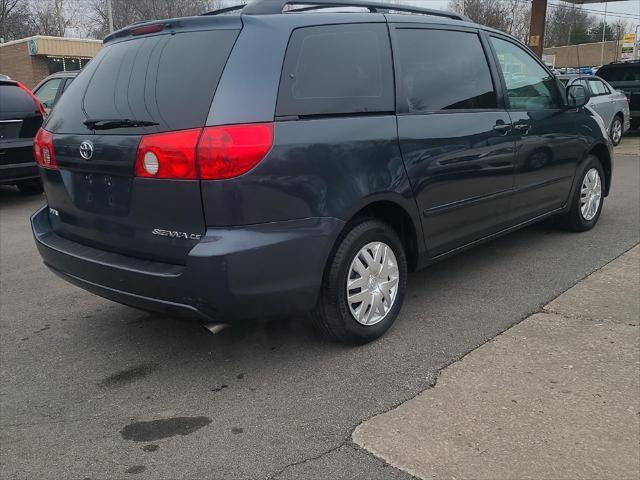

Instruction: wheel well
[353,201,419,271]
[589,144,612,196]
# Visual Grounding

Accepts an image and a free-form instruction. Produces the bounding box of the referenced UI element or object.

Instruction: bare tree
[84,0,240,39]
[544,3,594,47]
[448,0,530,42]
[1,0,32,41]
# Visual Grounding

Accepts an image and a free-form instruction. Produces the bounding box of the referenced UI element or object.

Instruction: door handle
[513,123,531,134]
[492,123,512,134]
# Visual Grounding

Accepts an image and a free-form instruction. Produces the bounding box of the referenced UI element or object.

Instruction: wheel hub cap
[347,241,399,326]
[580,168,602,221]
[612,119,622,143]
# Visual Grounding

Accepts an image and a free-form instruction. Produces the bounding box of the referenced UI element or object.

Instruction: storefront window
[47,57,65,74]
[47,56,92,74]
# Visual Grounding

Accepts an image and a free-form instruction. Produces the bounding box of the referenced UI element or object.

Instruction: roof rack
[240,0,468,21]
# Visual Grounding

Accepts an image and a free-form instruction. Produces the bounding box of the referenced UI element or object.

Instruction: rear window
[597,65,640,82]
[0,84,37,114]
[44,29,239,134]
[276,24,394,117]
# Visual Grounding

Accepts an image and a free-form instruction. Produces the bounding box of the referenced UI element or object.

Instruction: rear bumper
[0,161,39,184]
[0,140,39,184]
[32,206,344,322]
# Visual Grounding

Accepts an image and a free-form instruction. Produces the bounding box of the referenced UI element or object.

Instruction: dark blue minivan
[32,0,613,344]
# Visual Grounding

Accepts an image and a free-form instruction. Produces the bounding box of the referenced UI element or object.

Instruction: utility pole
[600,1,608,66]
[528,0,548,58]
[107,0,114,33]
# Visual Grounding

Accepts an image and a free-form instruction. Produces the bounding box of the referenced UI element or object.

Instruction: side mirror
[566,84,590,108]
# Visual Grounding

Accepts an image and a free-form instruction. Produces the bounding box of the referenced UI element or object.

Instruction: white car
[558,74,630,146]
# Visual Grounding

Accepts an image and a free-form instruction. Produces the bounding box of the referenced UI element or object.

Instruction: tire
[609,115,623,146]
[312,218,407,345]
[17,180,43,195]
[556,155,604,232]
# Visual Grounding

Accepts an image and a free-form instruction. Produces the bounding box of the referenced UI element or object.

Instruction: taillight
[133,123,274,180]
[134,128,200,179]
[17,82,45,117]
[34,128,57,169]
[197,123,273,180]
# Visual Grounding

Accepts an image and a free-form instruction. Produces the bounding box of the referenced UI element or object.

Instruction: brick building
[0,36,102,89]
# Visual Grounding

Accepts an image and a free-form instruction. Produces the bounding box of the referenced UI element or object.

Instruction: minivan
[32,0,613,344]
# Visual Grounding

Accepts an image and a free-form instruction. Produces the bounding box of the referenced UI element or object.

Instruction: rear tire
[312,219,407,345]
[17,180,43,195]
[609,115,623,146]
[555,155,604,232]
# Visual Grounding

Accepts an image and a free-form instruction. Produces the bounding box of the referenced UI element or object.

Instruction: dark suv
[1,79,45,194]
[31,0,613,344]
[596,61,640,130]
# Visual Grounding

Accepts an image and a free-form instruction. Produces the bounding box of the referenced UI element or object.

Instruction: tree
[448,0,530,42]
[1,0,32,41]
[84,0,242,39]
[544,3,594,47]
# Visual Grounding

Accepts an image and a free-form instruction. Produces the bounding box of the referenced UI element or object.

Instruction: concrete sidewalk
[354,245,640,480]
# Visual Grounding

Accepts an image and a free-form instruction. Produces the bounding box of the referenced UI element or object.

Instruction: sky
[409,0,640,26]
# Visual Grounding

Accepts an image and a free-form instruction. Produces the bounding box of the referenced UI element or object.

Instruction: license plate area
[72,172,132,216]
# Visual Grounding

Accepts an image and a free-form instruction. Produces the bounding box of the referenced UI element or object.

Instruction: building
[0,36,102,89]
[543,40,631,69]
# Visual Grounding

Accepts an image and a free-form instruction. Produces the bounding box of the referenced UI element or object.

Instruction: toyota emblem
[79,141,94,160]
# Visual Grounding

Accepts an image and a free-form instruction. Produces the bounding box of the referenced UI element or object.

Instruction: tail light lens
[134,129,201,179]
[134,123,273,180]
[197,123,273,180]
[34,128,57,169]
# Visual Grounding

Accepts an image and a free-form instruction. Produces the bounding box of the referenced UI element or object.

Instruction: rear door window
[45,29,240,134]
[276,23,394,117]
[587,78,610,96]
[393,28,497,113]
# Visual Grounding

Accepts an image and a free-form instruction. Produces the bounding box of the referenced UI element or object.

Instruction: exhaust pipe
[202,322,230,334]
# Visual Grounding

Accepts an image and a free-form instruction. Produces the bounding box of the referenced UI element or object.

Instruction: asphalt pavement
[1,134,639,479]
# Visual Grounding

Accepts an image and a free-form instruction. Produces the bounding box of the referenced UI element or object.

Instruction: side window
[394,28,496,113]
[34,78,63,108]
[276,24,394,117]
[588,78,610,96]
[490,37,561,110]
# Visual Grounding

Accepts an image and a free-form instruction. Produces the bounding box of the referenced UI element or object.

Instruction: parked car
[32,71,78,115]
[596,60,640,130]
[557,74,630,145]
[31,0,613,344]
[0,79,45,194]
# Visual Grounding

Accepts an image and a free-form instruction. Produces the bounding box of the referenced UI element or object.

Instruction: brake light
[133,124,274,180]
[33,128,57,169]
[130,23,165,36]
[17,82,45,117]
[197,123,273,180]
[134,129,200,179]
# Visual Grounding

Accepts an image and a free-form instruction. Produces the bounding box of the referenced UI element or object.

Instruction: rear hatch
[0,81,43,167]
[41,17,241,264]
[597,63,640,111]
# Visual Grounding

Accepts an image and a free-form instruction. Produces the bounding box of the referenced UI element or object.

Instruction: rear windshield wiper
[83,118,159,130]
